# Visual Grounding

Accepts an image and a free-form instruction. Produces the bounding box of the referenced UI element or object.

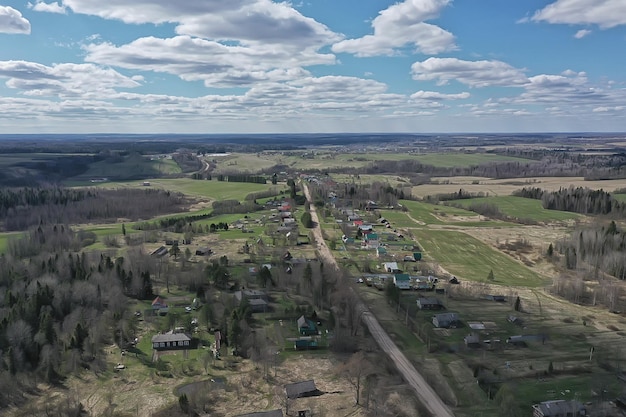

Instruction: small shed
[383,262,399,273]
[416,297,444,310]
[432,312,460,328]
[413,252,422,261]
[464,334,481,347]
[297,315,318,336]
[285,380,318,399]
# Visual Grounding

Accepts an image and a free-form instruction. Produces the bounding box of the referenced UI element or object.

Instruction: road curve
[301,182,455,417]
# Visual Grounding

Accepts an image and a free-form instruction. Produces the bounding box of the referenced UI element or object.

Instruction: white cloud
[29,1,67,14]
[0,6,31,34]
[83,35,335,88]
[531,0,626,29]
[574,29,592,38]
[0,60,141,98]
[57,0,339,49]
[411,57,528,87]
[332,0,455,56]
[410,90,470,100]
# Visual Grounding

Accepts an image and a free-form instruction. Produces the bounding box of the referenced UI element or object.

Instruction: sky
[0,0,626,134]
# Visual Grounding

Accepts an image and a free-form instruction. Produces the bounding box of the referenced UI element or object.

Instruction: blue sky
[0,0,625,133]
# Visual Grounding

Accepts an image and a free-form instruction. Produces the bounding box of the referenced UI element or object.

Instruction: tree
[514,296,521,312]
[338,351,373,405]
[301,212,313,228]
[487,269,495,282]
[547,243,554,257]
[121,223,126,236]
[258,265,274,288]
[170,242,181,260]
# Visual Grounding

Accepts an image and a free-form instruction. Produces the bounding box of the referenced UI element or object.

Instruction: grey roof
[433,313,459,321]
[248,299,268,306]
[417,297,442,306]
[297,315,307,328]
[284,380,317,399]
[235,410,283,417]
[532,400,585,417]
[151,333,191,343]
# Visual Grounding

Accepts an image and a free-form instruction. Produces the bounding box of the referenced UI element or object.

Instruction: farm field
[412,176,626,198]
[451,196,581,222]
[412,229,547,287]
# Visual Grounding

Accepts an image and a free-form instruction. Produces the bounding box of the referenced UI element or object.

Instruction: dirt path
[302,182,455,417]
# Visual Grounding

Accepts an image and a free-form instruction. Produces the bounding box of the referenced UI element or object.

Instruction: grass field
[412,229,547,287]
[451,196,581,222]
[614,193,626,202]
[401,200,479,225]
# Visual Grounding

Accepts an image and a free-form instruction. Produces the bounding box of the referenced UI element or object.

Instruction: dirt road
[301,183,455,417]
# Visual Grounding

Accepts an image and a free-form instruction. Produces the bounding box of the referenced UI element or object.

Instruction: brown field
[412,176,626,198]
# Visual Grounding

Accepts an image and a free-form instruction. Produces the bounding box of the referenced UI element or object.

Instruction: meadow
[411,229,547,287]
[451,196,581,222]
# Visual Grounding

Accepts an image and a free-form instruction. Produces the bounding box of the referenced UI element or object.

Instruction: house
[485,295,506,302]
[383,262,399,273]
[165,239,179,246]
[285,380,318,399]
[393,273,411,290]
[236,410,283,417]
[376,247,388,258]
[297,315,318,336]
[151,296,168,310]
[432,312,460,328]
[151,331,191,350]
[364,233,379,249]
[358,224,373,233]
[416,297,444,310]
[532,400,586,417]
[234,290,269,313]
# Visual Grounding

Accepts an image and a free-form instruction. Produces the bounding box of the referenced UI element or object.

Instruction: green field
[412,153,532,168]
[401,200,479,225]
[413,229,546,287]
[452,196,580,222]
[613,193,626,202]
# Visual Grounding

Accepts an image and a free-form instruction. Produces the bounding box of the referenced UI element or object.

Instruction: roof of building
[417,297,442,305]
[284,379,317,399]
[151,332,191,343]
[532,400,585,416]
[433,312,459,321]
[151,296,167,306]
[248,298,268,306]
[394,273,410,281]
[235,409,284,417]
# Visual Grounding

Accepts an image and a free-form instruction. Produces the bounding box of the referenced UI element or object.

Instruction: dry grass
[412,176,626,198]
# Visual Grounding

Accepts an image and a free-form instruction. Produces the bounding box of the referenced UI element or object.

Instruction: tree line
[515,186,626,216]
[1,187,189,232]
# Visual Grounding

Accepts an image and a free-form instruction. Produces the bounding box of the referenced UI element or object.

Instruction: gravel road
[302,182,455,417]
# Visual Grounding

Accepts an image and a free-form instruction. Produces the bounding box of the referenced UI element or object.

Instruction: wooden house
[297,315,318,336]
[393,273,411,290]
[432,312,460,328]
[151,332,191,350]
[416,297,444,310]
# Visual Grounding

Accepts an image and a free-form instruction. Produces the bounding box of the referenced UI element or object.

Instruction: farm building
[432,313,460,328]
[297,315,318,336]
[532,400,586,417]
[416,297,444,310]
[285,380,318,399]
[151,331,191,350]
[393,273,411,290]
[236,410,283,417]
